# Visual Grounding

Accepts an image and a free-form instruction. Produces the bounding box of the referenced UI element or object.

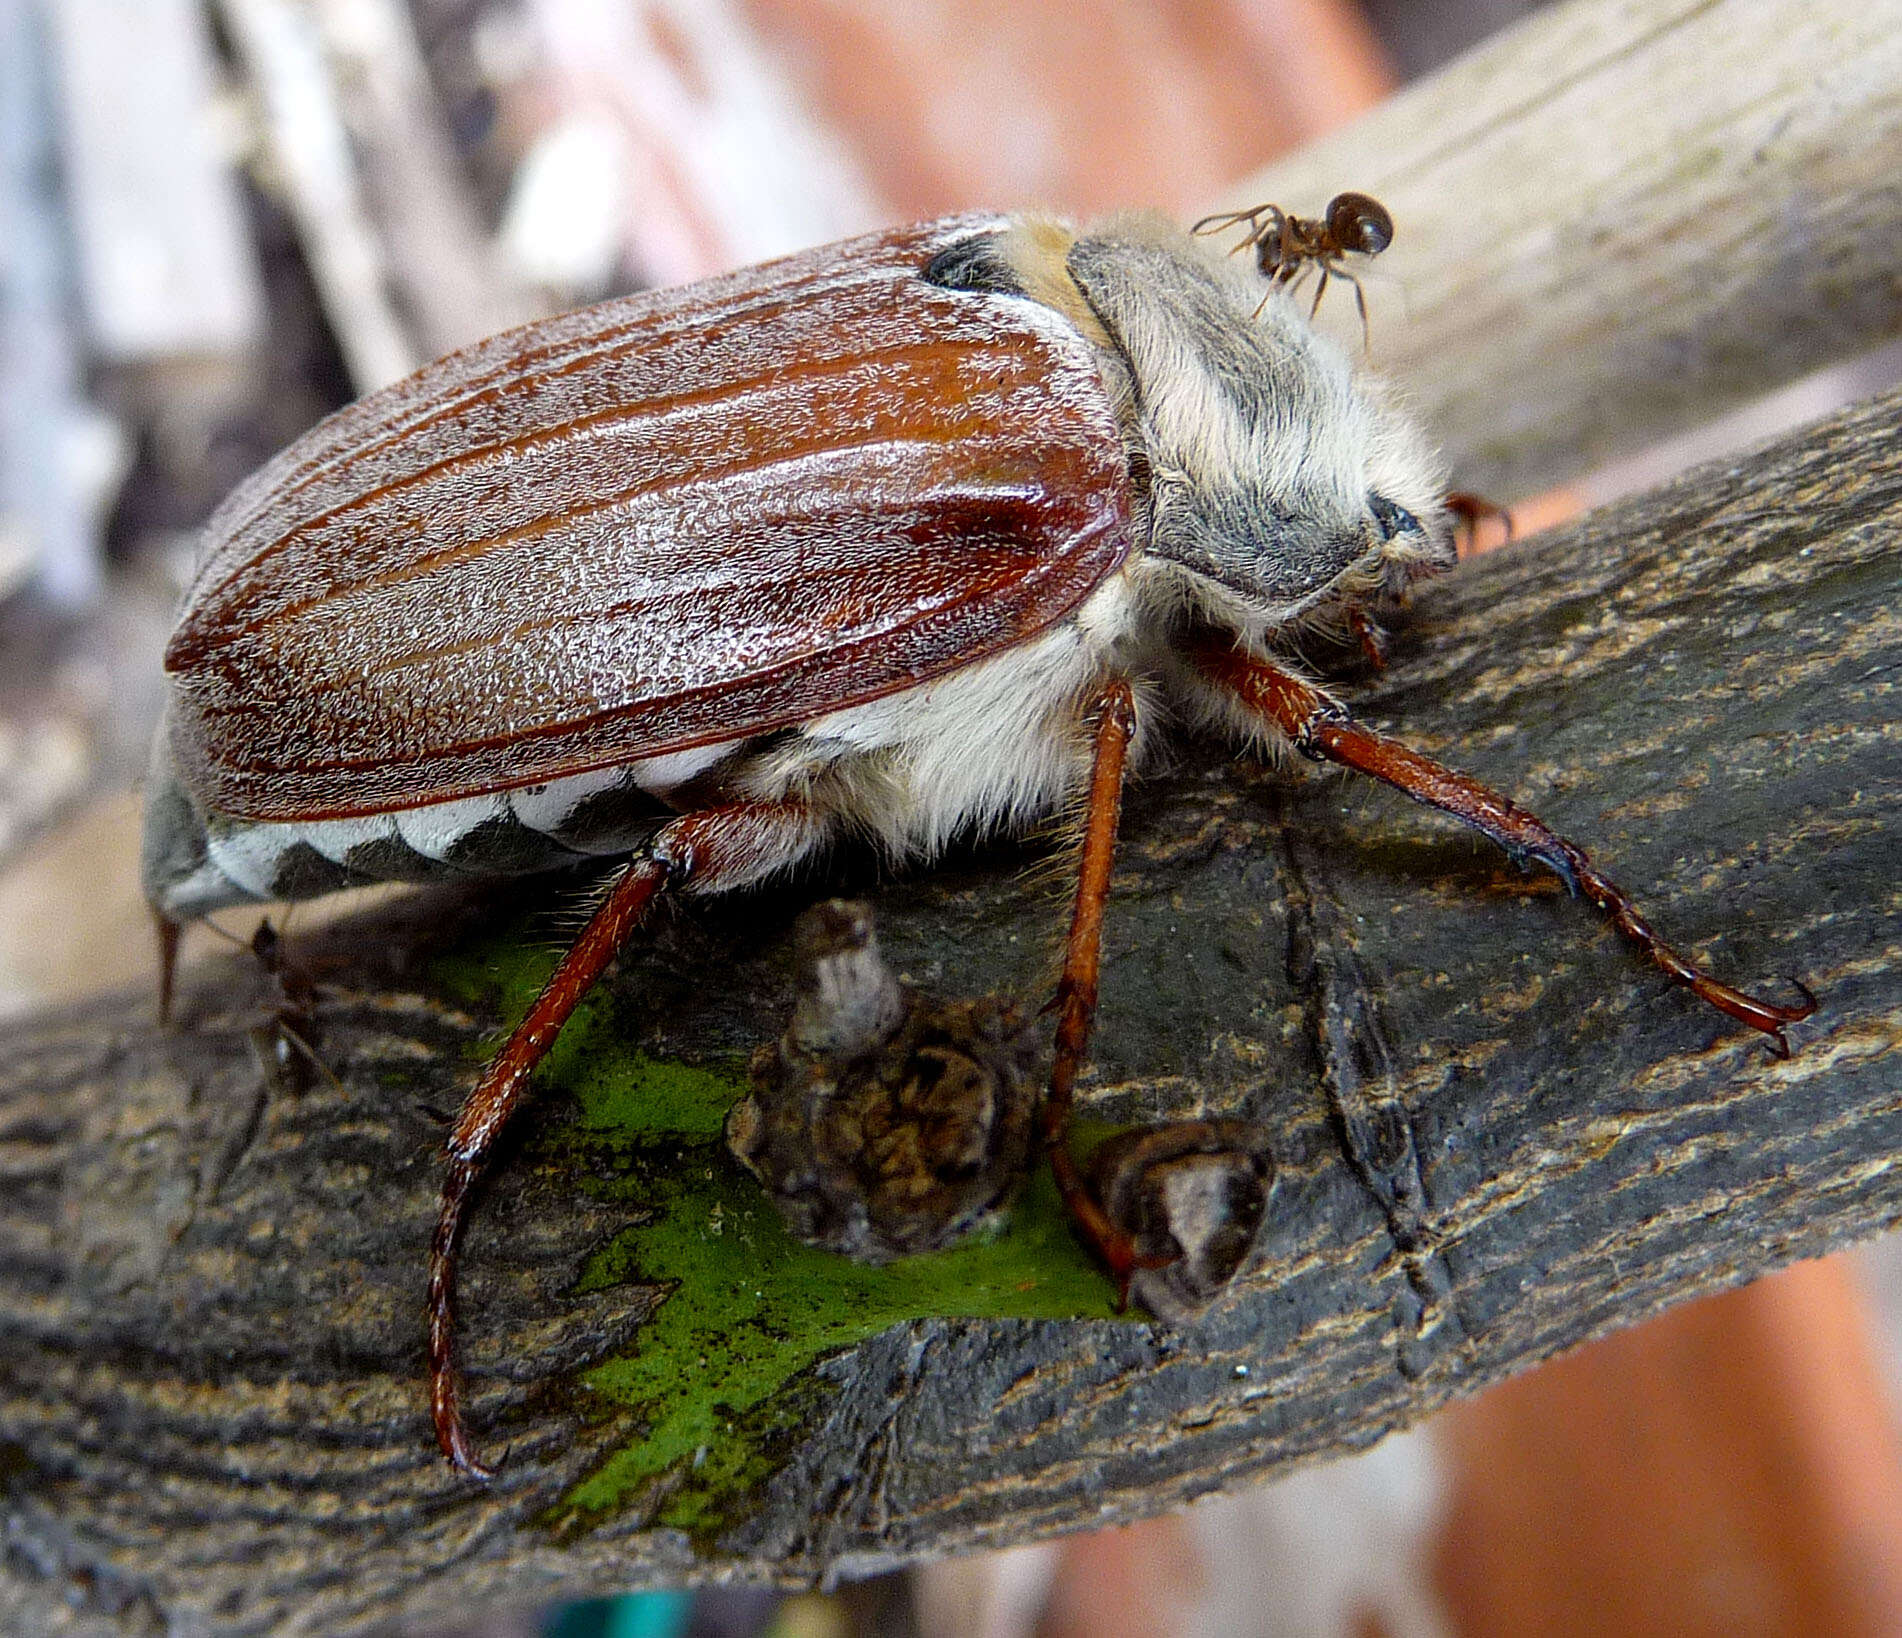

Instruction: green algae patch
[428,927,1130,1544]
[430,926,557,1018]
[558,1156,1121,1533]
[563,1046,736,1143]
[549,1117,1129,1541]
[429,931,734,1137]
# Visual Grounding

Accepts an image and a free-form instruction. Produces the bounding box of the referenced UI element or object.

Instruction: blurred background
[3,0,1900,1634]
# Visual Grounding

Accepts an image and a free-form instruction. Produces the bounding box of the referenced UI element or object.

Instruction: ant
[1193,190,1394,344]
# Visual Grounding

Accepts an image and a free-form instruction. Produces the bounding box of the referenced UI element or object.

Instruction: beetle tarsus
[1044,1127,1142,1294]
[1444,490,1514,557]
[1345,604,1389,671]
[1049,1143,1173,1305]
[1195,640,1817,1051]
[1687,974,1818,1058]
[429,1156,495,1482]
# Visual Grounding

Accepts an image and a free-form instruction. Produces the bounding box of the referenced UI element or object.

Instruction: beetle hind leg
[429,801,827,1479]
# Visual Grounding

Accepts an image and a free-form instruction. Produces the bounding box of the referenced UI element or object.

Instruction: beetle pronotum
[143,208,1814,1479]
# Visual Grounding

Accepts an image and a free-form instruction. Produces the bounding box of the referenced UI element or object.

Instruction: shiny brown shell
[164,217,1133,822]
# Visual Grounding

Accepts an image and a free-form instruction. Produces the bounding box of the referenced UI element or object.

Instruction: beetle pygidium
[142,208,1815,1479]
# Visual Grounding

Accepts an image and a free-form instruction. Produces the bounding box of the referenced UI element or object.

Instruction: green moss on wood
[433,927,1134,1544]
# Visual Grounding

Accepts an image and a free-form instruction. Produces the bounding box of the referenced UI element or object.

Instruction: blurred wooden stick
[44,0,264,369]
[306,0,542,354]
[1218,0,1902,499]
[218,0,417,390]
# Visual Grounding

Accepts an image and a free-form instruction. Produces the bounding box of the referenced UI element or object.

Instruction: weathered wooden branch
[1216,0,1902,498]
[217,0,418,392]
[305,0,543,358]
[2,377,1896,1632]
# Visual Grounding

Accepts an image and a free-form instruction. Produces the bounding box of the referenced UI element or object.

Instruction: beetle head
[1066,219,1451,626]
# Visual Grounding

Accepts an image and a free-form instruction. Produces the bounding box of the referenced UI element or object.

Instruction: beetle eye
[1370,495,1422,540]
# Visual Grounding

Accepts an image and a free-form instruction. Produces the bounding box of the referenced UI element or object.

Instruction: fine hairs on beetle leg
[144,206,1816,1479]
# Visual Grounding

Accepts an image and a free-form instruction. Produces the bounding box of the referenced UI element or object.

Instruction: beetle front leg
[1444,490,1514,558]
[1344,602,1389,671]
[429,800,825,1479]
[1192,640,1817,1053]
[1042,676,1168,1297]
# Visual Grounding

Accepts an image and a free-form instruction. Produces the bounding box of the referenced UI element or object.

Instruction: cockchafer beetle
[142,207,1815,1478]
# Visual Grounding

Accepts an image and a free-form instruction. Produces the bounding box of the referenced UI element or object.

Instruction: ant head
[1325,193,1393,257]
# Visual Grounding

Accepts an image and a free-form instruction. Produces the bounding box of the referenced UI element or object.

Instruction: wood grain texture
[1213,0,1902,499]
[2,386,1897,1633]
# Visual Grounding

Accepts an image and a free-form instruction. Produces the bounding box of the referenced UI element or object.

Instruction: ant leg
[1190,204,1264,240]
[428,800,826,1479]
[1337,267,1372,349]
[1192,641,1817,1052]
[1308,266,1331,319]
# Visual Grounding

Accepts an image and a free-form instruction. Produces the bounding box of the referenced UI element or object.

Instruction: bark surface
[2,390,1898,1634]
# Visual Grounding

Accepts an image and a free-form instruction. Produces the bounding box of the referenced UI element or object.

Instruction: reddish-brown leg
[155,912,181,1026]
[429,801,823,1479]
[1345,603,1389,671]
[1193,640,1817,1053]
[1445,491,1515,558]
[1041,677,1165,1298]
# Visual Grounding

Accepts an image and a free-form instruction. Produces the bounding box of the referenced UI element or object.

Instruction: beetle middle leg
[1192,640,1817,1052]
[429,800,826,1479]
[1041,676,1172,1295]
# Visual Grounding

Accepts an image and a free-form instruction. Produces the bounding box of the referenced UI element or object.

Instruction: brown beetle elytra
[143,209,1814,1478]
